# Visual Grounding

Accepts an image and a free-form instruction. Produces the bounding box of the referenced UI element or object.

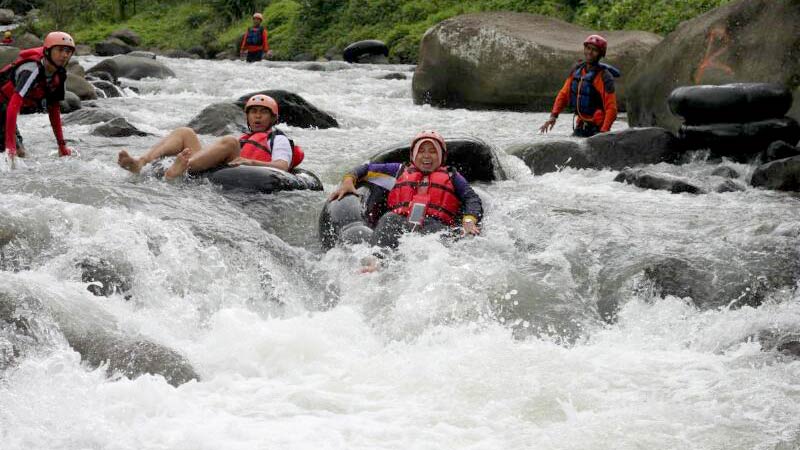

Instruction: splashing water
[0,56,799,449]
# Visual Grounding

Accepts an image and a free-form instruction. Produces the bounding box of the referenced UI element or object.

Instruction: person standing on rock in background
[1,31,13,46]
[0,31,76,169]
[539,35,620,138]
[240,12,272,63]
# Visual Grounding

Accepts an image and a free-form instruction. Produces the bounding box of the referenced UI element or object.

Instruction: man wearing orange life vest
[117,94,302,178]
[0,31,76,167]
[240,13,271,63]
[329,130,483,250]
[539,34,620,137]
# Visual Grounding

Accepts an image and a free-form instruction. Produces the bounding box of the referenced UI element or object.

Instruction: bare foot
[164,148,192,180]
[118,150,144,173]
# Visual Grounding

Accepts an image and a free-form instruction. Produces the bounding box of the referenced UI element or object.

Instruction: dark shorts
[246,51,264,63]
[572,121,600,138]
[371,212,450,249]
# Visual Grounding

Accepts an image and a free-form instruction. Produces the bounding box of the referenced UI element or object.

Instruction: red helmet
[44,31,76,50]
[245,94,279,117]
[411,130,447,162]
[583,34,607,57]
[253,13,263,20]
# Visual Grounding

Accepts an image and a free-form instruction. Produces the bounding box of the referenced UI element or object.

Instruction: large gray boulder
[626,0,800,131]
[412,12,661,111]
[65,73,97,100]
[0,284,198,387]
[87,54,175,80]
[235,89,339,129]
[508,127,681,175]
[614,168,704,194]
[59,91,81,114]
[94,37,133,56]
[188,102,246,136]
[109,29,141,47]
[0,9,15,25]
[66,60,85,77]
[13,33,41,50]
[92,117,150,137]
[63,108,121,126]
[0,45,18,67]
[751,155,800,191]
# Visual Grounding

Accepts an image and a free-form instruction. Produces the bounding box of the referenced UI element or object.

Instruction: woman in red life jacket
[0,31,76,167]
[329,130,483,251]
[539,35,620,138]
[239,12,271,63]
[117,94,302,179]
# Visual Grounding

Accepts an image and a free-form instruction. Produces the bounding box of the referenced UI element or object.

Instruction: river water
[1,56,799,449]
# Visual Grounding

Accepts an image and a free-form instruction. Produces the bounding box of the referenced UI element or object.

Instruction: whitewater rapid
[0,55,799,449]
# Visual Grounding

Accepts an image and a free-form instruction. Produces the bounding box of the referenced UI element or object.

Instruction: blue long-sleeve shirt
[346,162,483,222]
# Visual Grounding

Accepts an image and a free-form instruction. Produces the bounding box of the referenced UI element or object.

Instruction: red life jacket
[238,128,304,168]
[0,47,66,109]
[387,165,461,225]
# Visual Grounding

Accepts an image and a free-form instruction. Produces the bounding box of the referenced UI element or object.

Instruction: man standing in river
[240,13,272,63]
[539,35,619,137]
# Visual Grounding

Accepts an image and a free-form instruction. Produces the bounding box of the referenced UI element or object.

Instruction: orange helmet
[253,13,263,20]
[245,94,279,117]
[44,31,76,50]
[411,130,447,162]
[583,34,607,57]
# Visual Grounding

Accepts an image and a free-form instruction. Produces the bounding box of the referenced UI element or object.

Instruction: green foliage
[39,0,732,62]
[205,0,260,22]
[575,0,731,33]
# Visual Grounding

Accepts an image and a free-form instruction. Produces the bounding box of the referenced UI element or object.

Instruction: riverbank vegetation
[16,0,731,62]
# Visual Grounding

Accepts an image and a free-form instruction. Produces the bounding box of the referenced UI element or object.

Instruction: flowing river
[1,56,799,449]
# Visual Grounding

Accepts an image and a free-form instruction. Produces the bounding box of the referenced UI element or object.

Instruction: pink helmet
[44,31,76,50]
[253,12,263,20]
[583,34,607,57]
[245,94,279,117]
[411,130,447,162]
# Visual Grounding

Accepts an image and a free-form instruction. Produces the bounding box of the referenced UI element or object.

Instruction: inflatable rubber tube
[679,117,800,159]
[668,83,792,125]
[319,137,499,250]
[204,166,323,193]
[319,183,386,251]
[342,40,389,63]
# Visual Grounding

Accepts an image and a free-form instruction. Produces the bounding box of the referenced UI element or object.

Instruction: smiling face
[253,17,262,27]
[48,45,74,68]
[583,43,601,64]
[246,105,274,132]
[412,140,442,173]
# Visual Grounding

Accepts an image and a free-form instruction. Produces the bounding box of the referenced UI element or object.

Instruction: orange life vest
[238,128,304,168]
[387,165,461,225]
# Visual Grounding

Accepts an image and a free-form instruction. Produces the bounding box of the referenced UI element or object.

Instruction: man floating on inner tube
[117,94,303,178]
[240,12,272,63]
[329,130,482,269]
[539,34,620,138]
[0,31,76,169]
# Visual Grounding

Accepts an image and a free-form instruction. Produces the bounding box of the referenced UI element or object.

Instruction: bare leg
[118,127,203,173]
[164,136,240,179]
